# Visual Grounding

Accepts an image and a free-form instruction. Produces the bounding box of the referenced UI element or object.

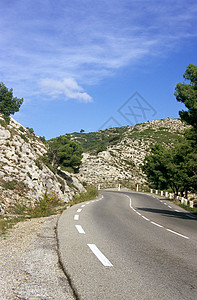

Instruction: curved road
[57,191,197,299]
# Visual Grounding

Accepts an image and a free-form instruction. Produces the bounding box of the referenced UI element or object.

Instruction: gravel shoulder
[0,215,75,300]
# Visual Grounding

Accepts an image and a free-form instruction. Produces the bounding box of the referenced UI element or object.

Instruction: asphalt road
[57,191,197,299]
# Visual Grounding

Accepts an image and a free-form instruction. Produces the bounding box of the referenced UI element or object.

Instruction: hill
[70,118,189,189]
[0,116,189,214]
[0,114,85,214]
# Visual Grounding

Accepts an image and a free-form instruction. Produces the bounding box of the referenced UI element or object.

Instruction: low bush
[69,186,98,206]
[27,191,64,218]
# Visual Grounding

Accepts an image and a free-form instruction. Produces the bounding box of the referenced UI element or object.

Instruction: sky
[0,0,197,139]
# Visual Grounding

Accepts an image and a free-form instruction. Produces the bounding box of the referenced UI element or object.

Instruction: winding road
[57,191,197,299]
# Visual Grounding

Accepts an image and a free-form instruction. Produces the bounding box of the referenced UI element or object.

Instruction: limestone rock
[0,114,85,214]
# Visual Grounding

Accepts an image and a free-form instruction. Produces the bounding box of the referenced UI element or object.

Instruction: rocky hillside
[0,114,85,214]
[73,118,189,189]
[0,115,189,214]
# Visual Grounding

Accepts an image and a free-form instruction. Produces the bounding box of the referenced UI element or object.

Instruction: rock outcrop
[76,118,188,189]
[0,114,85,213]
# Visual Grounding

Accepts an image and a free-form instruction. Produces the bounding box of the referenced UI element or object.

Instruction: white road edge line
[88,244,113,267]
[77,208,82,213]
[74,215,79,221]
[166,229,189,239]
[75,225,85,234]
[141,215,150,221]
[151,221,163,228]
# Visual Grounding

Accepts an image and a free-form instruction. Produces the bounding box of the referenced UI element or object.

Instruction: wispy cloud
[40,78,93,103]
[0,0,197,102]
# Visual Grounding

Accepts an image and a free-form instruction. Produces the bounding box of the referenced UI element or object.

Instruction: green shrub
[26,127,34,133]
[2,114,11,124]
[70,186,98,205]
[20,134,29,142]
[2,180,16,190]
[27,191,63,218]
[34,158,43,170]
[19,126,25,132]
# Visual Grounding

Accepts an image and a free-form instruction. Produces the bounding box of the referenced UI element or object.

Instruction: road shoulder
[0,215,74,300]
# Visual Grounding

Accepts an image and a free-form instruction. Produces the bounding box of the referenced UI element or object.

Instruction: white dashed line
[175,209,180,212]
[164,203,167,205]
[77,208,82,213]
[168,205,172,208]
[81,204,85,207]
[75,225,85,234]
[88,244,113,267]
[74,215,79,221]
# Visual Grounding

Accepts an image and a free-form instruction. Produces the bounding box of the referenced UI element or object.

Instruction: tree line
[143,64,197,197]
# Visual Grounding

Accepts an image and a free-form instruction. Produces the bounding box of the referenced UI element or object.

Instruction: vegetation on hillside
[44,135,83,173]
[66,127,128,153]
[143,64,197,197]
[66,122,184,155]
[0,186,98,235]
[0,82,23,116]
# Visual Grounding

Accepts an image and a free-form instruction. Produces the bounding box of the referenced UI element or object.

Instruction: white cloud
[40,78,93,103]
[0,0,197,102]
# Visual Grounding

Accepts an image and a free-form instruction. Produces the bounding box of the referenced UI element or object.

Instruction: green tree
[143,140,196,196]
[0,82,23,115]
[174,64,197,129]
[46,135,83,173]
[143,64,197,196]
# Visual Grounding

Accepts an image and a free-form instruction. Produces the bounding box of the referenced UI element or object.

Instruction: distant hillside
[72,118,189,189]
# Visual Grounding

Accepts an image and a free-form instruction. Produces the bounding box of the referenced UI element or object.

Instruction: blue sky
[0,0,197,139]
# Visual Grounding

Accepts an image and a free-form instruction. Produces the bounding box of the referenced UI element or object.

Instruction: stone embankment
[0,114,85,213]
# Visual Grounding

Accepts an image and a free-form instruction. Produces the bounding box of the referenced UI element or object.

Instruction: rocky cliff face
[0,114,85,214]
[76,118,188,189]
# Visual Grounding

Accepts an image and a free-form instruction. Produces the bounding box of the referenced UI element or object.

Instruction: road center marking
[88,244,113,267]
[77,208,82,213]
[74,215,79,221]
[75,225,85,234]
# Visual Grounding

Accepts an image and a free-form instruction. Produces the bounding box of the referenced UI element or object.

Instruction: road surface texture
[57,191,197,300]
